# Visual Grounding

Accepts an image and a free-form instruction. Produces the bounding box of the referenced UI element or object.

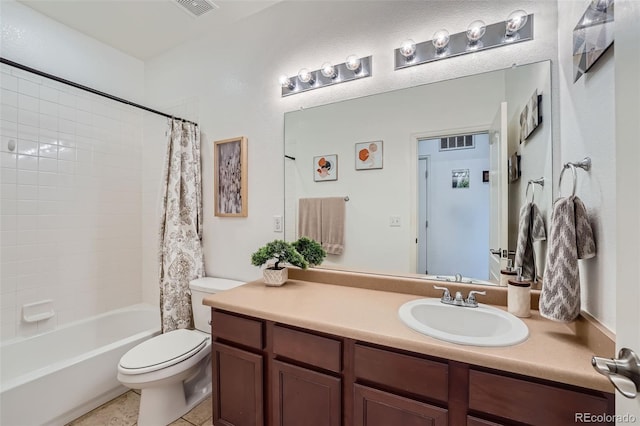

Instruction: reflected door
[488,102,508,282]
[417,157,430,274]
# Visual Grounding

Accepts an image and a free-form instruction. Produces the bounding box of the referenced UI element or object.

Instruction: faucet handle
[466,290,486,307]
[433,285,452,302]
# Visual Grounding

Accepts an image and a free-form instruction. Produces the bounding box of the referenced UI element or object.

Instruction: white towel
[514,202,547,281]
[539,196,596,322]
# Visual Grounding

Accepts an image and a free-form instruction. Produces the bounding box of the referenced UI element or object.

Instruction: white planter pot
[263,267,288,286]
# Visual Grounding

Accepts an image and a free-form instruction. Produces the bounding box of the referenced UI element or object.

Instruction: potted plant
[292,237,326,267]
[251,240,308,286]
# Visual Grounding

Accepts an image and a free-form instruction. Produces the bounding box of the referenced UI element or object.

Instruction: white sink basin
[398,298,529,347]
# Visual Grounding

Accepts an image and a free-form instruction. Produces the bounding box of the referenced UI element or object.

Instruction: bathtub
[0,303,160,426]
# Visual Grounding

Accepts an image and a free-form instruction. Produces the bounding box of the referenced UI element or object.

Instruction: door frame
[409,125,490,274]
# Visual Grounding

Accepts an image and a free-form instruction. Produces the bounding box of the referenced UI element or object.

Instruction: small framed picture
[452,169,470,189]
[482,170,489,183]
[355,140,383,170]
[519,90,542,143]
[214,136,248,217]
[313,154,338,182]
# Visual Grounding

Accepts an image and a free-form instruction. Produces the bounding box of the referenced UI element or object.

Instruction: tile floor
[66,390,212,426]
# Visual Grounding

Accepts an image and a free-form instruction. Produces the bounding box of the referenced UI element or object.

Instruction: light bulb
[345,55,361,72]
[506,10,528,36]
[279,74,294,89]
[297,68,314,85]
[432,29,450,51]
[466,20,486,43]
[399,39,417,59]
[321,62,337,79]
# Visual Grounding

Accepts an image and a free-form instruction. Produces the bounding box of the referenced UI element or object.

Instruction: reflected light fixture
[321,62,337,79]
[505,10,528,37]
[395,11,533,70]
[279,54,372,97]
[589,0,613,11]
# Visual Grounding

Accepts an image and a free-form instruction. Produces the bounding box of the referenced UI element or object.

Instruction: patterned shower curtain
[159,119,205,333]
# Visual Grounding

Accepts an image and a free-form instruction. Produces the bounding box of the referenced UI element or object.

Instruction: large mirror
[284,61,552,286]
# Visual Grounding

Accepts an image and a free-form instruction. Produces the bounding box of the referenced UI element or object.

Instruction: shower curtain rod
[1,57,198,126]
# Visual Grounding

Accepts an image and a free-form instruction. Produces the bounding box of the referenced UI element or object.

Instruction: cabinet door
[212,342,263,426]
[272,360,341,426]
[354,384,448,426]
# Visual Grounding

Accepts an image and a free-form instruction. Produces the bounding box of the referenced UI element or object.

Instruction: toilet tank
[189,277,245,332]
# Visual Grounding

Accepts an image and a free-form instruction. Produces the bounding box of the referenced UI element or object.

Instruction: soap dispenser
[507,267,531,318]
[500,259,517,287]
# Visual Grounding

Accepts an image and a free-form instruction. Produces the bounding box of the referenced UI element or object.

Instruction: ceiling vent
[173,0,218,17]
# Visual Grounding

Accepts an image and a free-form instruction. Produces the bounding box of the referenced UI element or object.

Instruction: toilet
[117,277,244,426]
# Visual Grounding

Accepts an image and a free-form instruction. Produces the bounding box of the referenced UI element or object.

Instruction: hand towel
[320,197,346,255]
[514,202,547,281]
[298,198,322,243]
[539,196,596,322]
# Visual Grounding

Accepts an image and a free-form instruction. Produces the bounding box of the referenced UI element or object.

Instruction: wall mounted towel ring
[525,177,545,203]
[558,157,591,197]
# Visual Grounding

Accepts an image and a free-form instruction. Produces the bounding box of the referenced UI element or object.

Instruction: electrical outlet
[389,216,401,227]
[273,215,283,232]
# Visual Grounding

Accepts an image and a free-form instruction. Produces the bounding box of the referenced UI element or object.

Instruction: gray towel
[514,202,546,281]
[539,196,596,322]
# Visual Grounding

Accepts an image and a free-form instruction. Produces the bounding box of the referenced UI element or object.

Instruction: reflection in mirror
[284,61,552,286]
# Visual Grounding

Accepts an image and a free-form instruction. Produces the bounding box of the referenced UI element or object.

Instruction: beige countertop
[203,276,615,393]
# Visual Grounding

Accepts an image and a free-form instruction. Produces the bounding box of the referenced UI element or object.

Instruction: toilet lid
[119,329,208,374]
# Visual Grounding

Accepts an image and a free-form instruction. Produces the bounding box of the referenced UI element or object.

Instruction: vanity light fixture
[279,54,372,97]
[394,11,533,70]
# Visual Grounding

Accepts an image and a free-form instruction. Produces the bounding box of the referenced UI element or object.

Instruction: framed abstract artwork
[313,154,338,182]
[355,140,383,170]
[214,136,248,217]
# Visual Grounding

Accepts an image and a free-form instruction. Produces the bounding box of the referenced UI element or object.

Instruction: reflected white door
[417,157,429,274]
[488,102,508,282]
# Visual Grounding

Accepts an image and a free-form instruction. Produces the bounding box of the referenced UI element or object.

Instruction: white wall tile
[38,157,57,173]
[38,143,58,159]
[39,100,59,117]
[17,154,37,171]
[1,89,18,106]
[39,85,59,103]
[18,94,39,112]
[17,184,37,200]
[1,73,18,92]
[1,199,17,215]
[1,152,17,168]
[17,110,38,127]
[39,114,57,131]
[17,139,38,156]
[17,79,39,97]
[17,124,38,142]
[2,105,18,122]
[2,167,17,184]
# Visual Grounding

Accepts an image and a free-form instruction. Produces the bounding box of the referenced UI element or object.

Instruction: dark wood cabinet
[210,308,614,426]
[272,360,341,426]
[212,342,263,426]
[354,384,448,426]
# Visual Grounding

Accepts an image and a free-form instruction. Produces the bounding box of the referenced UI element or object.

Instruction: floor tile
[66,391,140,426]
[169,419,194,426]
[199,417,213,426]
[182,396,212,426]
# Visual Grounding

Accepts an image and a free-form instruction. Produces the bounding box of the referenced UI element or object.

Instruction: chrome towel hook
[558,157,591,197]
[525,177,544,203]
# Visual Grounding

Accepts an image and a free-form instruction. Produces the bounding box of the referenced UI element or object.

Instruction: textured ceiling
[17,0,279,60]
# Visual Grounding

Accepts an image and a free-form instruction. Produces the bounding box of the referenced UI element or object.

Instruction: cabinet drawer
[354,384,448,426]
[273,325,342,373]
[211,310,263,349]
[469,369,614,426]
[354,344,448,403]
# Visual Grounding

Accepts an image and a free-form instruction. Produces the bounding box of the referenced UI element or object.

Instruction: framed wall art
[214,136,248,217]
[452,169,470,189]
[314,154,338,182]
[355,140,383,170]
[519,90,542,143]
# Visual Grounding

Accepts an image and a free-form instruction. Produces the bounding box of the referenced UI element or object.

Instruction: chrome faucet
[433,285,486,308]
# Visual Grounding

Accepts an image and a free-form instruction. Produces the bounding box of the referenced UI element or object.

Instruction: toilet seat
[119,329,208,375]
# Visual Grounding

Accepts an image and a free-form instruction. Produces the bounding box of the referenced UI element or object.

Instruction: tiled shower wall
[0,65,145,341]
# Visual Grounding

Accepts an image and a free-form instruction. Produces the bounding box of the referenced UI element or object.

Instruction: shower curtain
[159,119,205,332]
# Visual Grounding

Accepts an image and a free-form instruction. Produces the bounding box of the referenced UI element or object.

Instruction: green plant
[292,237,326,267]
[251,240,308,270]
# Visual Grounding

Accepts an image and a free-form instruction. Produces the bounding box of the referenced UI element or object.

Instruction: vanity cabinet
[210,308,614,426]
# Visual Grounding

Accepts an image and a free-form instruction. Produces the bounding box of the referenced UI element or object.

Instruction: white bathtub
[0,304,160,426]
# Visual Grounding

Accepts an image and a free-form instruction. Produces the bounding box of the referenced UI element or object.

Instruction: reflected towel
[514,202,547,281]
[539,196,596,322]
[298,198,322,243]
[320,197,346,255]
